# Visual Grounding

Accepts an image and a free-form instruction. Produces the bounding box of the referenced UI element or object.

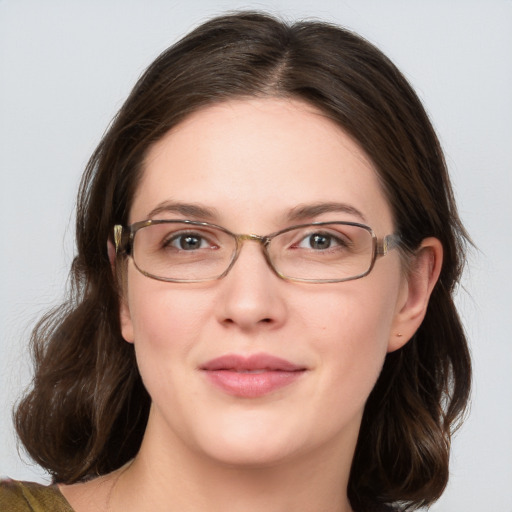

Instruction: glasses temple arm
[376,233,401,256]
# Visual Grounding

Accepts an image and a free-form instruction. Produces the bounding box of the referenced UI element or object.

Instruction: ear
[119,296,135,343]
[108,239,135,343]
[388,237,443,352]
[107,239,117,268]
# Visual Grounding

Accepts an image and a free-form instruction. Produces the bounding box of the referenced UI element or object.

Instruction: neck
[112,414,356,512]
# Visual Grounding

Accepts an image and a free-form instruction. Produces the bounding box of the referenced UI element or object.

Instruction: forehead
[131,98,393,231]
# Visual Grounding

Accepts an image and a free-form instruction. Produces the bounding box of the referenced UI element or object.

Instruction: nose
[216,239,287,332]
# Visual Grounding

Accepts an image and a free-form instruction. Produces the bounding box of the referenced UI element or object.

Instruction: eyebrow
[145,200,367,225]
[287,202,367,223]
[146,201,219,221]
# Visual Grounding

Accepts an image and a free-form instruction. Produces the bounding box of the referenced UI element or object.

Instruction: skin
[60,98,442,512]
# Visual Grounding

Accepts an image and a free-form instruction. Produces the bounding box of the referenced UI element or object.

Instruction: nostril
[224,318,272,324]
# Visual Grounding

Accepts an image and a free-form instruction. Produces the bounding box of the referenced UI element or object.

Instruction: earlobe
[388,237,443,352]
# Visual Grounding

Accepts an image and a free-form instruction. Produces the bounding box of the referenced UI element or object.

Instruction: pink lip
[200,353,306,398]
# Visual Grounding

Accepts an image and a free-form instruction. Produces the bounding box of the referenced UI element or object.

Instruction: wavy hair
[15,11,471,511]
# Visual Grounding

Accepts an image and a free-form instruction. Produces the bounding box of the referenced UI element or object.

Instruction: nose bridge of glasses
[236,233,266,244]
[228,233,274,274]
[233,233,271,256]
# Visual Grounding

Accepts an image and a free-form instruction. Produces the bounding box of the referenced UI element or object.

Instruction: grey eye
[309,234,331,249]
[166,233,209,250]
[297,232,343,250]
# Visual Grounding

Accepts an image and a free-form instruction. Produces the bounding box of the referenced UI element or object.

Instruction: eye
[297,232,346,250]
[165,232,212,251]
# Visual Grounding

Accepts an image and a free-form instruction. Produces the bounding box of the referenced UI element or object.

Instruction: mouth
[199,353,307,398]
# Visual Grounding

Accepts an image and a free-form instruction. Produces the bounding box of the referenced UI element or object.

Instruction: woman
[0,11,471,512]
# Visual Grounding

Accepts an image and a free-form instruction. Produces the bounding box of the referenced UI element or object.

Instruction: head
[16,11,471,511]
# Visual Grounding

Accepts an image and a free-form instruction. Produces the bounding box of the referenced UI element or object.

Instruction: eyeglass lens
[131,221,375,282]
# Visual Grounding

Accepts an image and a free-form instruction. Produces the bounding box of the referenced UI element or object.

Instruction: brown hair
[15,11,471,511]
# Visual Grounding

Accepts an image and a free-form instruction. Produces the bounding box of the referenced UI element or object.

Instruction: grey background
[1,1,511,510]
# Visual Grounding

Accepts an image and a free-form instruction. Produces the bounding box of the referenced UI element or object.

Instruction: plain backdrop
[1,1,511,510]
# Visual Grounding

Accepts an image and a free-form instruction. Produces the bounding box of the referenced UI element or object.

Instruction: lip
[199,353,307,398]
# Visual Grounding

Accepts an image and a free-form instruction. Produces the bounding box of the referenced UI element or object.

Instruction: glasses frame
[114,219,401,284]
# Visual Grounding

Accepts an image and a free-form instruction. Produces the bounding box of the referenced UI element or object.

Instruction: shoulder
[0,479,74,512]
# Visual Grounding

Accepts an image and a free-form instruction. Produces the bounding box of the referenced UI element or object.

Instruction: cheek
[304,282,396,350]
[307,284,398,404]
[124,277,212,383]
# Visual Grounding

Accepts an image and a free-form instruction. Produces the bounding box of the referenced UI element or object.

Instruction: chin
[199,439,300,469]
[185,410,337,470]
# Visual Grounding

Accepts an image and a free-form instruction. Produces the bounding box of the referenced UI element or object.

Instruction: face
[120,98,411,468]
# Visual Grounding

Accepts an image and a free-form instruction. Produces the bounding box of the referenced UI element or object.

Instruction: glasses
[114,220,401,284]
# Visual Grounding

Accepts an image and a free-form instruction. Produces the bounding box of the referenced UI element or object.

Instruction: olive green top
[0,479,397,511]
[0,480,74,512]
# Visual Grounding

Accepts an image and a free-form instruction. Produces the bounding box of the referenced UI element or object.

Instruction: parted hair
[15,11,471,511]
